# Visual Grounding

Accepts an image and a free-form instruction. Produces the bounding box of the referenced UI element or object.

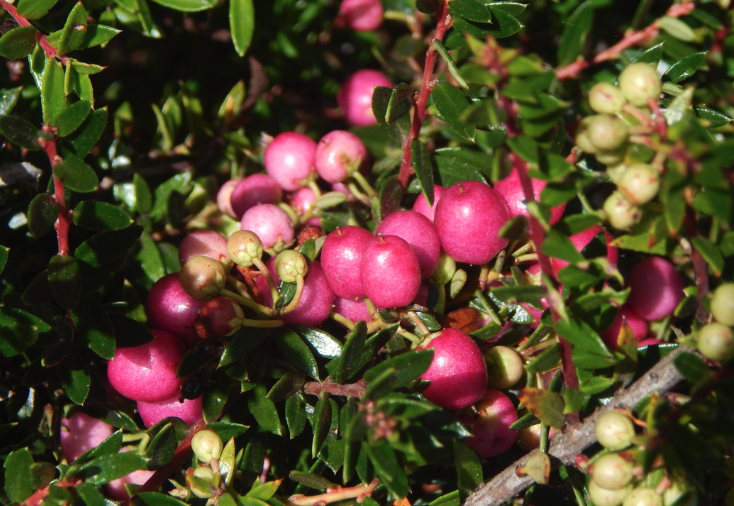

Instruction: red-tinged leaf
[519,388,565,429]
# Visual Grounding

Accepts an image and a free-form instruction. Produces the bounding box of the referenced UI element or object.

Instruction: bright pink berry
[60,411,114,463]
[230,173,283,218]
[179,230,230,268]
[376,210,441,279]
[146,273,206,347]
[107,329,182,403]
[418,328,488,410]
[434,181,510,265]
[627,256,685,321]
[333,296,371,324]
[361,235,421,309]
[290,187,321,227]
[412,185,446,223]
[338,0,384,31]
[263,132,317,191]
[137,395,203,428]
[413,281,429,307]
[217,179,240,219]
[241,203,295,251]
[601,305,649,350]
[494,167,565,225]
[337,70,393,127]
[321,225,373,299]
[465,390,518,458]
[315,130,369,184]
[551,225,601,273]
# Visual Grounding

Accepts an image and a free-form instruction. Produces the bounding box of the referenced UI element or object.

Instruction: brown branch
[465,346,692,506]
[285,479,380,506]
[303,379,366,398]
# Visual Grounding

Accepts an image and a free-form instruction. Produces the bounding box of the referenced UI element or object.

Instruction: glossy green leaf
[519,388,565,429]
[311,394,332,457]
[230,0,254,56]
[411,139,435,207]
[63,107,108,159]
[0,323,38,357]
[56,2,88,55]
[247,384,282,435]
[416,0,442,14]
[487,1,526,15]
[150,172,193,222]
[694,107,731,128]
[0,115,41,150]
[290,471,332,490]
[133,173,154,214]
[53,100,92,137]
[53,155,98,193]
[58,354,90,405]
[48,255,81,310]
[454,440,483,501]
[556,0,594,67]
[490,285,545,306]
[452,9,521,38]
[203,372,231,422]
[267,371,306,402]
[366,443,409,497]
[80,25,121,49]
[76,453,147,485]
[136,492,190,506]
[137,232,165,284]
[379,175,403,221]
[333,321,367,384]
[17,0,59,19]
[385,83,413,124]
[450,0,492,23]
[218,327,269,368]
[555,317,611,356]
[108,313,154,348]
[275,328,319,379]
[363,349,433,389]
[433,40,469,89]
[673,351,714,383]
[74,225,143,268]
[4,448,35,502]
[691,236,724,277]
[73,201,133,231]
[145,423,177,469]
[658,15,695,42]
[372,86,411,143]
[0,245,6,274]
[485,6,523,37]
[150,0,217,11]
[286,393,308,439]
[434,152,487,186]
[432,83,475,141]
[631,42,664,66]
[28,194,60,238]
[0,87,21,116]
[541,230,585,263]
[663,52,706,83]
[72,299,115,359]
[0,26,38,60]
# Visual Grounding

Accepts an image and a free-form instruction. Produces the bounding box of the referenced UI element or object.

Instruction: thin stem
[39,128,71,256]
[351,171,376,197]
[303,380,366,399]
[227,275,253,300]
[518,323,552,351]
[253,258,279,303]
[330,311,355,330]
[539,424,549,453]
[398,328,422,348]
[307,180,322,198]
[285,480,380,506]
[364,298,378,319]
[219,288,276,318]
[280,275,305,314]
[515,253,539,264]
[576,189,595,214]
[407,311,430,335]
[512,241,535,257]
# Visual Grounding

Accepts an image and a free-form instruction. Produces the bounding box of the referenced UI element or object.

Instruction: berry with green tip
[180,256,227,301]
[589,82,626,114]
[275,250,309,283]
[604,191,642,230]
[589,480,633,506]
[697,322,734,362]
[588,114,629,151]
[710,283,734,326]
[590,453,635,490]
[623,488,663,506]
[191,429,223,463]
[595,412,636,450]
[484,346,524,390]
[618,163,660,205]
[619,63,662,107]
[227,230,263,268]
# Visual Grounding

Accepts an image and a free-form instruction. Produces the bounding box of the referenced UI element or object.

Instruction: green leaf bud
[274,249,308,283]
[433,253,457,285]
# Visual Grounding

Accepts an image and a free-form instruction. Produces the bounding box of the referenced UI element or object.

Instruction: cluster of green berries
[697,283,734,362]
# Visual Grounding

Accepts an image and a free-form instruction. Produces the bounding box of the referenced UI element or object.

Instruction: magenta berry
[417,328,488,410]
[321,225,373,299]
[241,203,295,252]
[338,0,384,32]
[434,181,510,265]
[315,130,369,184]
[375,210,441,279]
[412,185,446,223]
[146,273,206,346]
[337,69,393,127]
[230,173,283,218]
[361,235,421,309]
[626,256,684,321]
[179,230,231,270]
[494,167,565,225]
[137,394,203,428]
[107,329,182,403]
[197,296,245,336]
[179,255,227,301]
[216,178,240,219]
[60,411,114,463]
[601,305,649,350]
[464,389,518,457]
[333,296,372,324]
[263,132,317,191]
[290,187,321,226]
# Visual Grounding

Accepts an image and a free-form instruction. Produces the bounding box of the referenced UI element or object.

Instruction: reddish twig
[38,128,72,256]
[285,479,380,506]
[303,379,366,398]
[0,1,68,63]
[397,1,452,189]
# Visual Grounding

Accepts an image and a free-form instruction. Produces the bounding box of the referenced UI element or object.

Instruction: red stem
[39,127,72,256]
[0,0,30,26]
[397,1,452,189]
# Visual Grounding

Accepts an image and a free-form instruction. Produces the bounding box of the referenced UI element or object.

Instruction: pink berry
[332,182,358,203]
[361,235,421,309]
[241,203,295,251]
[413,281,430,307]
[626,256,684,321]
[263,132,317,192]
[107,329,182,403]
[290,187,321,227]
[146,273,206,347]
[197,296,244,337]
[412,185,446,223]
[321,225,373,299]
[417,328,488,410]
[375,210,441,279]
[434,181,510,265]
[337,70,393,127]
[230,173,283,218]
[217,179,240,219]
[179,230,230,269]
[333,296,371,324]
[551,225,601,273]
[105,468,155,501]
[137,395,203,428]
[494,167,565,225]
[601,305,649,350]
[315,130,369,184]
[464,390,518,457]
[338,0,384,31]
[60,411,114,463]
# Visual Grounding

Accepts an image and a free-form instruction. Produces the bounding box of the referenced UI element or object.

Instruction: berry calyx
[227,230,263,268]
[710,283,734,326]
[595,412,636,450]
[619,62,662,107]
[180,256,227,301]
[697,322,734,362]
[191,429,223,463]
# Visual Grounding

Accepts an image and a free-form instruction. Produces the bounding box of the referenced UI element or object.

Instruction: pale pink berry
[321,225,373,299]
[333,296,371,324]
[465,390,518,457]
[217,179,240,219]
[338,0,384,31]
[418,329,488,410]
[60,412,114,463]
[601,305,649,350]
[179,230,230,269]
[146,273,206,347]
[290,187,321,227]
[627,256,684,321]
[412,185,446,223]
[105,469,155,501]
[494,167,565,225]
[337,70,393,127]
[107,329,182,403]
[315,130,369,184]
[241,203,294,251]
[376,210,441,279]
[230,173,283,218]
[263,132,317,191]
[137,395,203,428]
[361,235,421,309]
[434,181,510,265]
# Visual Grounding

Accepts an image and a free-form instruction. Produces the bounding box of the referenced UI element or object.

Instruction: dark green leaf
[691,187,733,222]
[290,325,342,359]
[275,328,319,380]
[208,422,248,441]
[333,321,367,384]
[434,152,488,186]
[74,225,143,268]
[663,52,706,83]
[433,40,469,89]
[48,255,81,310]
[53,100,92,137]
[555,214,602,236]
[28,193,60,237]
[674,351,714,383]
[450,0,492,23]
[0,26,37,60]
[365,443,408,497]
[432,83,475,141]
[379,175,403,221]
[247,384,282,435]
[17,0,59,19]
[4,448,35,502]
[108,313,154,348]
[76,482,106,506]
[149,0,217,11]
[203,372,231,422]
[218,327,269,368]
[73,201,133,231]
[57,2,88,55]
[76,453,147,485]
[0,115,41,150]
[454,440,483,502]
[487,2,526,15]
[363,349,433,388]
[72,298,115,359]
[694,107,731,129]
[289,471,332,490]
[541,230,585,263]
[79,25,120,49]
[429,491,461,506]
[485,6,522,37]
[230,0,254,57]
[631,43,664,66]
[137,232,165,284]
[311,395,332,457]
[0,245,6,274]
[63,107,108,159]
[0,323,38,357]
[519,388,565,429]
[412,139,435,207]
[267,371,306,402]
[80,430,123,462]
[372,86,411,143]
[386,84,413,124]
[691,236,724,276]
[416,0,442,14]
[53,156,98,193]
[490,285,545,306]
[507,135,539,163]
[58,354,90,404]
[150,172,193,222]
[136,492,190,506]
[286,393,308,439]
[556,0,594,67]
[146,423,177,469]
[526,342,560,375]
[0,87,21,116]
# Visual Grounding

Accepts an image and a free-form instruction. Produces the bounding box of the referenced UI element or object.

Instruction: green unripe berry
[591,453,634,490]
[710,283,734,326]
[619,63,662,107]
[575,117,598,154]
[595,412,636,451]
[275,250,308,283]
[484,346,524,390]
[697,322,734,362]
[618,163,660,205]
[607,164,628,184]
[589,82,626,115]
[180,256,226,301]
[433,253,457,285]
[603,191,642,230]
[227,230,263,268]
[588,115,629,151]
[624,488,663,506]
[589,480,633,506]
[596,144,629,166]
[191,429,223,463]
